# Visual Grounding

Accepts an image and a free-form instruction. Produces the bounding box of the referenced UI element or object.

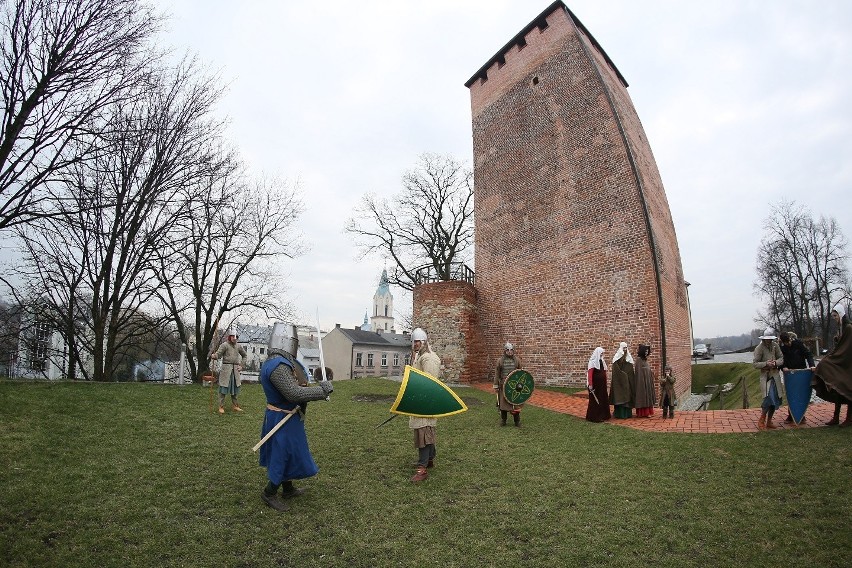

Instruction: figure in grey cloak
[633,344,656,417]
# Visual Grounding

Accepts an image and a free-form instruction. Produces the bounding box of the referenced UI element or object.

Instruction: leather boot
[758,414,766,429]
[410,466,428,483]
[427,459,434,469]
[280,481,306,498]
[261,491,289,512]
[765,417,776,429]
[670,410,674,419]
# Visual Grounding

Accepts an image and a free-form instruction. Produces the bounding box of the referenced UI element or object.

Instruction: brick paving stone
[471,383,841,434]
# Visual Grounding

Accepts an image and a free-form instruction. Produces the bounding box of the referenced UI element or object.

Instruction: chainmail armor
[268,349,330,403]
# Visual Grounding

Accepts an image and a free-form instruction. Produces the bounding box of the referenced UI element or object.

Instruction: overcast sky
[153,0,852,339]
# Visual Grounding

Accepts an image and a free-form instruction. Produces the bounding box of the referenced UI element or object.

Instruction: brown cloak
[633,358,657,408]
[609,357,634,407]
[814,322,852,403]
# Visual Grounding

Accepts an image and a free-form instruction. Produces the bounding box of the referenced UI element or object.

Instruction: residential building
[322,325,412,380]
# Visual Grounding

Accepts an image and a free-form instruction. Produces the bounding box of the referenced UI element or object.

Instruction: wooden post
[742,376,749,409]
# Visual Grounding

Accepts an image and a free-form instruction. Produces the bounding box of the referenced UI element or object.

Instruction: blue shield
[784,369,812,425]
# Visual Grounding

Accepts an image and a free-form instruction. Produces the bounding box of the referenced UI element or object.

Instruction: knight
[258,322,333,511]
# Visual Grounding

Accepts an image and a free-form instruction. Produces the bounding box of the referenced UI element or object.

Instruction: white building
[370,269,395,333]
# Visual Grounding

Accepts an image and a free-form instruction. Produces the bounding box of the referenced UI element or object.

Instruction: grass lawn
[1,378,850,567]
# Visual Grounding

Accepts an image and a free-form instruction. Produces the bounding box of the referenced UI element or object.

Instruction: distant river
[693,352,754,365]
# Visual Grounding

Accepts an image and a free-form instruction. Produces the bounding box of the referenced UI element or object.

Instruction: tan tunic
[753,341,785,398]
[494,354,523,411]
[409,345,441,430]
[214,341,248,388]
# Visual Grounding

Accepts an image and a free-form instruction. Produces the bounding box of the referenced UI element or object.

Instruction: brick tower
[465,1,691,396]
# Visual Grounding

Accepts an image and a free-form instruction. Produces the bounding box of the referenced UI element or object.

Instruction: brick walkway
[473,383,840,433]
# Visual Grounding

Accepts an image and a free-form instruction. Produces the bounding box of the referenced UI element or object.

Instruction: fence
[413,262,475,286]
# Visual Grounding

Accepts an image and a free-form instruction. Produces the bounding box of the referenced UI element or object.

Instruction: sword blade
[375,414,398,429]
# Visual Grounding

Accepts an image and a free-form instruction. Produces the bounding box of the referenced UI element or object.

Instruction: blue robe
[258,356,318,484]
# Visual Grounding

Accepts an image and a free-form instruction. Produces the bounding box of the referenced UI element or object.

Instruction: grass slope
[1,379,850,568]
[691,363,763,410]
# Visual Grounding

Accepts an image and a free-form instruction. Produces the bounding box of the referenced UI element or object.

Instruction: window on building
[393,353,399,366]
[356,353,362,367]
[381,353,387,367]
[384,305,388,316]
[367,353,373,367]
[30,321,51,371]
[260,347,265,355]
[405,353,411,366]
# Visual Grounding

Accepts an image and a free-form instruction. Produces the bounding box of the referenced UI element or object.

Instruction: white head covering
[504,342,514,351]
[832,304,846,319]
[612,341,634,364]
[588,347,607,371]
[759,327,777,340]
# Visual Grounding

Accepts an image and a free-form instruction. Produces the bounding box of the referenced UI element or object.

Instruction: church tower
[371,269,395,333]
[464,1,691,395]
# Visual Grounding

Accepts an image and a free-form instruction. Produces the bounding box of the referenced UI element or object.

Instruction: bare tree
[802,214,850,342]
[754,200,850,345]
[13,57,225,381]
[153,167,305,382]
[0,0,159,230]
[345,152,474,291]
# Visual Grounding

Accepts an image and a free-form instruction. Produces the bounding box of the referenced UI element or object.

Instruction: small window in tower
[532,76,539,86]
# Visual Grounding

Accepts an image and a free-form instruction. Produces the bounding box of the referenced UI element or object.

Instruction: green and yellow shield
[503,369,535,405]
[389,365,469,418]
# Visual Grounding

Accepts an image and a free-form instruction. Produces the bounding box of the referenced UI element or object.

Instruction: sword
[316,309,330,400]
[375,414,398,429]
[588,386,600,405]
[252,407,300,452]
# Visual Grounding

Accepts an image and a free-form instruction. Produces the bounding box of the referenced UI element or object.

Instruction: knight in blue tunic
[258,322,333,512]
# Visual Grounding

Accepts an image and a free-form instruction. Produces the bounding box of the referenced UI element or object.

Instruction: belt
[267,404,302,415]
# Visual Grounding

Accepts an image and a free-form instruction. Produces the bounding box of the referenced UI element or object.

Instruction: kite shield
[503,369,535,406]
[389,365,468,418]
[784,369,812,425]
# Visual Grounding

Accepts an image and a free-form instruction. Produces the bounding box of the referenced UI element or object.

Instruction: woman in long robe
[633,343,656,417]
[609,341,634,419]
[585,347,611,422]
[813,305,852,426]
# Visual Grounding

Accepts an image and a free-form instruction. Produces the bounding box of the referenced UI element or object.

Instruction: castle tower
[371,269,395,332]
[465,1,691,396]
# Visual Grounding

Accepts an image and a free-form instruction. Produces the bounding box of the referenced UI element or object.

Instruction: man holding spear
[257,322,333,512]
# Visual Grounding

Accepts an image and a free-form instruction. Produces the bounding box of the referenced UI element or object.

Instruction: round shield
[503,369,535,405]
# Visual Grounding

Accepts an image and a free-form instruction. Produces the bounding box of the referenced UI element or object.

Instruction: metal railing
[413,262,475,286]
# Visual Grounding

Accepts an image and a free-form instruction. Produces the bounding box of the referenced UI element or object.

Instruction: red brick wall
[413,281,487,383]
[466,4,692,399]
